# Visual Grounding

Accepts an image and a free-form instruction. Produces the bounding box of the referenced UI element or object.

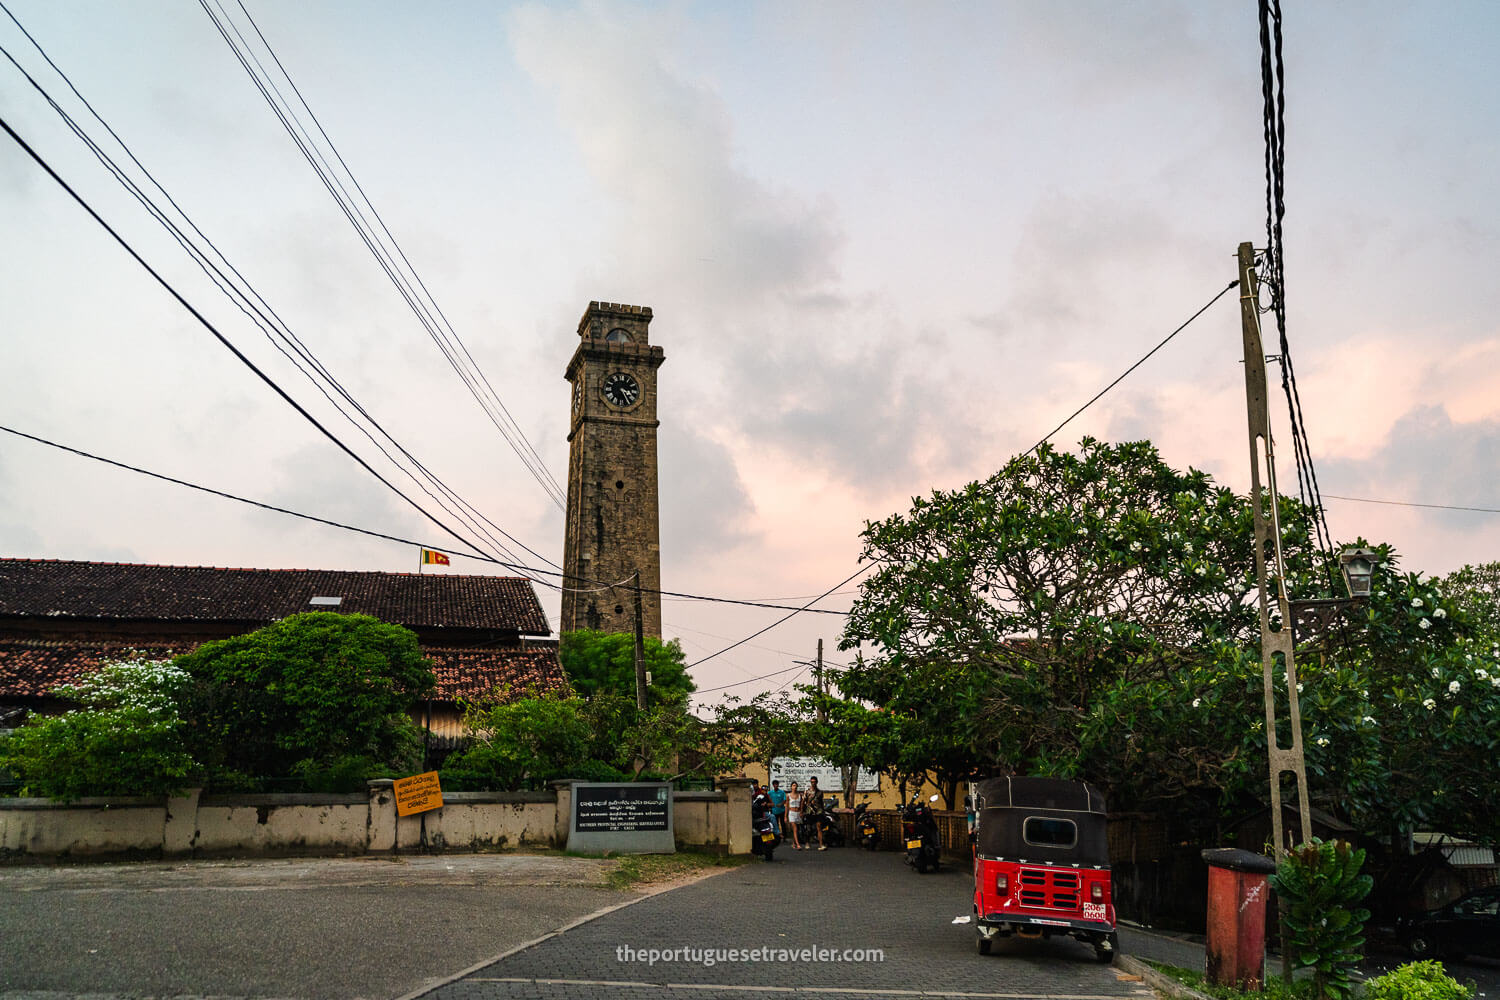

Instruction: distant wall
[0,781,745,861]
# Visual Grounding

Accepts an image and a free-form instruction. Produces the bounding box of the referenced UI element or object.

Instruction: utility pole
[1238,240,1314,860]
[633,569,648,712]
[815,639,826,723]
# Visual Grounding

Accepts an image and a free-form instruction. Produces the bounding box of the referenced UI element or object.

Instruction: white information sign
[770,756,880,793]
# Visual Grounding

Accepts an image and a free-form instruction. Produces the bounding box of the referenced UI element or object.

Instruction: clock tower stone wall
[561,301,664,638]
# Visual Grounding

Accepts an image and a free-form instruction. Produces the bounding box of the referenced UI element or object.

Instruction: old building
[560,301,665,638]
[0,558,567,749]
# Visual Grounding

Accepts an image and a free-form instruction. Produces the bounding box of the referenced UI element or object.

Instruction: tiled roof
[0,639,194,698]
[0,638,567,704]
[424,646,570,703]
[0,559,549,634]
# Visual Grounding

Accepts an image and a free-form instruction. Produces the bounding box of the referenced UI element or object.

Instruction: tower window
[616,480,625,490]
[605,328,632,343]
[614,605,625,615]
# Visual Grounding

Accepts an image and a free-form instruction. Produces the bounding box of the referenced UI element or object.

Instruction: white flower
[1492,675,1500,689]
[1130,541,1142,552]
[1362,716,1376,725]
[1412,597,1424,608]
[1420,618,1432,630]
[1434,607,1447,619]
[1192,698,1202,708]
[1361,690,1369,699]
[1315,736,1330,747]
[1423,698,1437,711]
[1194,566,1206,576]
[1478,669,1490,681]
[1432,667,1442,678]
[1296,683,1304,693]
[1449,680,1461,695]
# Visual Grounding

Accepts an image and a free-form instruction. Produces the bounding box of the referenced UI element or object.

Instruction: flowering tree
[840,439,1321,819]
[0,657,200,800]
[838,438,1500,840]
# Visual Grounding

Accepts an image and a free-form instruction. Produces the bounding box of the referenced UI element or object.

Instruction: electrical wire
[0,9,557,573]
[0,112,537,579]
[200,0,567,511]
[1023,279,1239,457]
[1320,494,1500,516]
[0,423,867,615]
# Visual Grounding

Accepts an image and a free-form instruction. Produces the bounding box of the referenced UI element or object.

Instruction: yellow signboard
[393,771,443,817]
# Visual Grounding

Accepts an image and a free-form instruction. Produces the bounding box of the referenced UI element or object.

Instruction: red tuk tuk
[971,776,1117,963]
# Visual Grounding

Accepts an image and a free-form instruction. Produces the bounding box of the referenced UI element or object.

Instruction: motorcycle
[801,800,845,848]
[903,793,942,873]
[750,788,781,862]
[854,802,881,850]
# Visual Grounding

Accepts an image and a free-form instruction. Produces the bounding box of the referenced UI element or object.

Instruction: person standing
[785,781,805,850]
[806,776,827,850]
[769,779,788,837]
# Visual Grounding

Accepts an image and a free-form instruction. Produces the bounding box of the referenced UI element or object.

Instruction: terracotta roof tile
[0,638,567,704]
[0,558,549,634]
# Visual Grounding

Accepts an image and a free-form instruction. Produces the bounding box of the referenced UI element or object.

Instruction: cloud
[658,423,757,563]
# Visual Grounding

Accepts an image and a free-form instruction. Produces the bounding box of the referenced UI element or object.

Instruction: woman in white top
[784,781,804,850]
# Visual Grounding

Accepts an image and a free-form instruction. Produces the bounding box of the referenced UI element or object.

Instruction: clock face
[572,380,582,414]
[602,371,640,407]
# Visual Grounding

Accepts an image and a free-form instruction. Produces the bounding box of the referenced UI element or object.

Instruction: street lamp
[1339,547,1377,599]
[1290,546,1377,646]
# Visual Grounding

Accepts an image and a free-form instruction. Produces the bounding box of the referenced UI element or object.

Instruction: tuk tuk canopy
[972,776,1109,865]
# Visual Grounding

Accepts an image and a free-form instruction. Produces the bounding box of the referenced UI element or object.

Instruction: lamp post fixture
[1289,546,1379,645]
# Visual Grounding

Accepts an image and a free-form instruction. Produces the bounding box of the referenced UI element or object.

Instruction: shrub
[0,658,199,800]
[1362,961,1473,1000]
[1269,839,1373,1000]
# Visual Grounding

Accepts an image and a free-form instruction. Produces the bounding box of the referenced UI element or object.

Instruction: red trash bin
[1201,847,1278,992]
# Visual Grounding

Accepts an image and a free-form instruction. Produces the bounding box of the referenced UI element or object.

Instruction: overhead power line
[1321,494,1500,516]
[0,8,556,572]
[1025,279,1239,457]
[0,423,860,615]
[200,0,567,511]
[0,111,533,575]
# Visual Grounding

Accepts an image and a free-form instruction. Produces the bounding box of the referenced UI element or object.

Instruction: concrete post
[163,788,201,856]
[367,779,396,853]
[719,777,755,855]
[549,780,574,848]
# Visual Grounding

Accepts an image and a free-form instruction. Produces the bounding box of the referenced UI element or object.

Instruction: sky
[2,1,1498,708]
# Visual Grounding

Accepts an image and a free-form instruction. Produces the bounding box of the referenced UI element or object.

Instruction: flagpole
[418,548,423,576]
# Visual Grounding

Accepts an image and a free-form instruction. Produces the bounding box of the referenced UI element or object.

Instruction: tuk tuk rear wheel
[1094,932,1118,964]
[975,912,991,955]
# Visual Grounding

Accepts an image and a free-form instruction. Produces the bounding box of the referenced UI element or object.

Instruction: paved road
[420,846,1155,1000]
[0,855,625,999]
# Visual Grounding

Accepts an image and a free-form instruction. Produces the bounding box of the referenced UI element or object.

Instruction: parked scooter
[750,786,781,862]
[903,793,942,873]
[801,800,845,848]
[854,802,881,850]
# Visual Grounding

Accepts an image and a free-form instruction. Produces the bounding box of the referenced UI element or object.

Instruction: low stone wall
[0,780,747,861]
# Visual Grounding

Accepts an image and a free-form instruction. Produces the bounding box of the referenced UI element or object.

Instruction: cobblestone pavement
[419,847,1157,1000]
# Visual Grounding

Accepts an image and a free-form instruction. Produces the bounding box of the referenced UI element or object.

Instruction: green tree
[559,630,696,705]
[1442,560,1500,637]
[714,691,814,778]
[444,694,593,790]
[175,612,434,787]
[0,657,200,800]
[840,438,1321,815]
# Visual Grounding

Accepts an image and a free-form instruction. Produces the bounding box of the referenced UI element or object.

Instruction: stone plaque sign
[567,781,675,854]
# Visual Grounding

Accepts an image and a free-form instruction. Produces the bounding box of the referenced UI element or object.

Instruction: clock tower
[561,301,665,637]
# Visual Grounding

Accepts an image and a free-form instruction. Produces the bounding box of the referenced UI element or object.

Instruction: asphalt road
[420,846,1156,1000]
[0,855,626,999]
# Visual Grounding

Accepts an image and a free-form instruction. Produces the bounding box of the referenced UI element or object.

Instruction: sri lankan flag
[421,548,451,566]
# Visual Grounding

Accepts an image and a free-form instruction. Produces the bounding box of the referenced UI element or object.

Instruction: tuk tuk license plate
[1083,902,1107,921]
[761,832,776,842]
[906,839,923,849]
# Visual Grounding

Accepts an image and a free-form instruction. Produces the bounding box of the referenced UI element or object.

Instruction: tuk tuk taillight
[1091,882,1104,903]
[995,873,1009,896]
